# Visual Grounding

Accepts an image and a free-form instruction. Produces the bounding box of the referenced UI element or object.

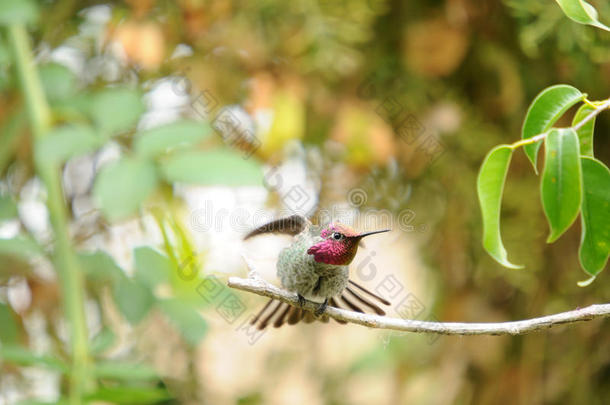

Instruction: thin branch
[509,98,610,150]
[510,131,548,150]
[573,99,610,132]
[227,276,610,336]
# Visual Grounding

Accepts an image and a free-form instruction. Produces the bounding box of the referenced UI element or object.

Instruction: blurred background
[1,0,610,404]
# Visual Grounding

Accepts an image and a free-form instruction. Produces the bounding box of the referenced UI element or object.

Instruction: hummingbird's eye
[332,232,343,240]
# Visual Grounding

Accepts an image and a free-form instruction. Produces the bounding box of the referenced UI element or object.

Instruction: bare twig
[227,276,610,336]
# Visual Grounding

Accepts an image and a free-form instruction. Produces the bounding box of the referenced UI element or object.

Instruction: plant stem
[572,99,610,132]
[6,25,51,138]
[509,132,548,150]
[509,98,610,150]
[7,24,90,404]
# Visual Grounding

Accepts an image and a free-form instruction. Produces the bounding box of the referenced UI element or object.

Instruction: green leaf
[158,298,208,345]
[85,387,171,404]
[90,328,116,354]
[0,236,44,260]
[571,104,595,157]
[579,157,610,276]
[78,251,125,283]
[0,345,68,372]
[541,129,582,243]
[160,149,263,185]
[0,0,38,26]
[112,278,155,324]
[134,246,171,288]
[88,88,144,136]
[36,124,101,165]
[477,145,522,269]
[152,214,205,303]
[0,193,17,220]
[522,85,583,172]
[134,120,212,158]
[52,92,92,120]
[39,63,77,101]
[0,303,20,344]
[555,0,610,31]
[93,157,158,221]
[93,361,159,380]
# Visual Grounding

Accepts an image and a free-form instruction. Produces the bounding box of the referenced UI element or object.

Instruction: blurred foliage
[0,0,609,404]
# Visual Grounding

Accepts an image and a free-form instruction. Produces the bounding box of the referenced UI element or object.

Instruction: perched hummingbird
[244,214,391,329]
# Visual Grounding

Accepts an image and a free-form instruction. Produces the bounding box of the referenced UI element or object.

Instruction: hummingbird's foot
[297,293,306,308]
[314,298,329,317]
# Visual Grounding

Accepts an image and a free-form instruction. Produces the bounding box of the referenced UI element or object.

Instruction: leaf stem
[509,98,610,150]
[6,25,51,138]
[572,99,610,132]
[509,131,548,150]
[7,24,90,404]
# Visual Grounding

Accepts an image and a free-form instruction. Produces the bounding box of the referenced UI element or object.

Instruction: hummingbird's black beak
[356,229,391,239]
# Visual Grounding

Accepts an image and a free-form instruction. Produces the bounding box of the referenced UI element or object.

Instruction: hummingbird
[243,214,391,329]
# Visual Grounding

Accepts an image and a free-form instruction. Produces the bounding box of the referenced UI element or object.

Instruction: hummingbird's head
[306,222,390,265]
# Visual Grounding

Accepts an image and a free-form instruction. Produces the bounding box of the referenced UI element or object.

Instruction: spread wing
[250,280,390,330]
[243,215,309,240]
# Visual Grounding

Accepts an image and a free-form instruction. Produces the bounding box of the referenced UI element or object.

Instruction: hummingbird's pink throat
[307,238,357,265]
[307,228,390,265]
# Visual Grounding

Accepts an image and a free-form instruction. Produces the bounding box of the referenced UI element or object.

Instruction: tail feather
[287,307,303,324]
[302,311,316,323]
[273,303,292,328]
[345,287,386,315]
[339,294,365,313]
[348,280,391,305]
[250,282,391,329]
[258,301,283,329]
[250,299,273,325]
